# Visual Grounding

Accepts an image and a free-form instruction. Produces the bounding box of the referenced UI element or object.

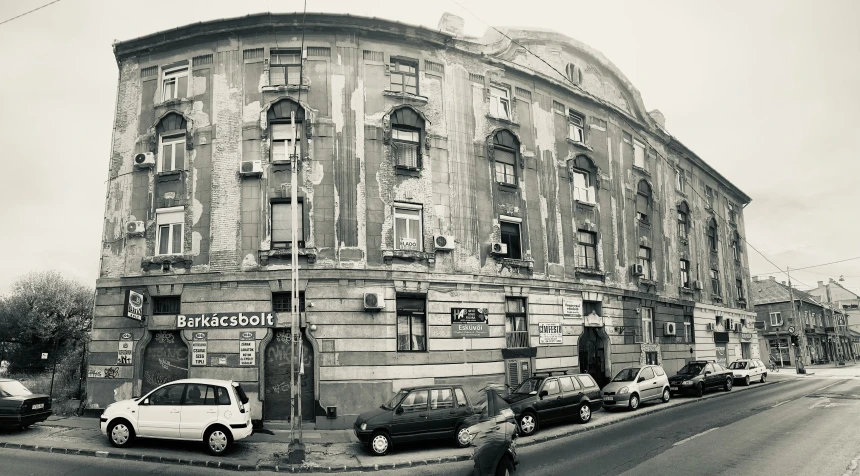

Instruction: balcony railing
[506,331,530,348]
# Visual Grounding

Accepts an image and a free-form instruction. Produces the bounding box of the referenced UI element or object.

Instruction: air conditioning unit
[434,235,456,251]
[126,221,145,236]
[664,322,677,336]
[706,323,715,331]
[133,152,155,168]
[240,160,263,176]
[631,264,644,276]
[693,280,704,290]
[490,242,508,255]
[363,292,385,310]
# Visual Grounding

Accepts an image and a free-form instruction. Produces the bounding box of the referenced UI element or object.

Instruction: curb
[0,381,780,473]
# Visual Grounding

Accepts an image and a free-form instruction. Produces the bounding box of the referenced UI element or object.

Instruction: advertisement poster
[123,289,144,321]
[563,297,583,318]
[451,308,490,338]
[191,332,208,366]
[117,332,134,365]
[539,323,563,344]
[239,331,256,366]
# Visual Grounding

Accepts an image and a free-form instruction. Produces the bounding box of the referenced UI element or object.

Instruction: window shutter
[507,360,519,389]
[520,360,531,381]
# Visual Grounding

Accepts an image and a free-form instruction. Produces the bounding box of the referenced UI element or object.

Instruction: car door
[180,384,219,440]
[558,376,583,414]
[653,366,669,392]
[453,387,473,423]
[534,378,564,421]
[426,388,459,437]
[137,383,185,438]
[638,366,658,400]
[391,389,429,442]
[751,360,762,379]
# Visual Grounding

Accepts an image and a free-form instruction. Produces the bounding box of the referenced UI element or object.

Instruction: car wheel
[495,454,516,476]
[661,388,671,403]
[628,393,640,411]
[761,373,767,383]
[724,378,733,392]
[518,412,538,436]
[455,425,472,448]
[577,403,592,423]
[744,376,750,386]
[695,383,704,398]
[108,419,135,448]
[204,426,232,456]
[369,431,391,456]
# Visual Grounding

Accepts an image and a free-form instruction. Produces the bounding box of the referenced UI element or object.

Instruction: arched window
[707,218,718,252]
[636,180,651,224]
[571,155,596,204]
[390,107,425,170]
[268,99,305,164]
[677,202,690,239]
[156,113,187,173]
[492,130,519,187]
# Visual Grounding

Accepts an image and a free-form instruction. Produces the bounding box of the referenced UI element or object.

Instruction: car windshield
[728,361,748,369]
[612,368,641,382]
[383,390,409,410]
[678,363,706,375]
[0,381,33,397]
[512,377,545,395]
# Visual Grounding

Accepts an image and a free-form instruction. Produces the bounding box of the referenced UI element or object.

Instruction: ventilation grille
[552,100,565,113]
[514,87,531,99]
[307,47,331,58]
[243,48,264,60]
[363,50,384,62]
[469,72,484,83]
[425,60,444,74]
[140,66,157,78]
[507,360,518,389]
[192,54,213,67]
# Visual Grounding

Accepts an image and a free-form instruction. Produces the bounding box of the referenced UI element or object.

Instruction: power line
[0,0,64,27]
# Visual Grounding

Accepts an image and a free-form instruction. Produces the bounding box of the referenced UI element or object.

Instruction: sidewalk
[0,379,778,473]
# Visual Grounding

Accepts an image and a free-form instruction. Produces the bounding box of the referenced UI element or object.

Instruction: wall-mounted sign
[583,311,604,328]
[399,237,419,250]
[176,312,274,329]
[191,332,208,366]
[538,323,563,345]
[123,289,144,321]
[239,331,256,366]
[563,297,583,318]
[41,353,48,360]
[451,308,489,338]
[117,333,134,365]
[741,332,753,341]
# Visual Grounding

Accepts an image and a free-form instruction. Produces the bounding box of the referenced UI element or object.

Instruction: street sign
[788,326,795,334]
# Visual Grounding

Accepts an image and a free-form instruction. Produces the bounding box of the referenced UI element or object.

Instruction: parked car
[728,359,767,385]
[504,373,602,436]
[668,361,734,397]
[0,378,52,429]
[601,365,671,411]
[466,385,519,476]
[99,379,252,456]
[354,384,476,456]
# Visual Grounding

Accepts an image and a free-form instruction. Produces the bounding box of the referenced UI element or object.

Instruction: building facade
[87,12,756,429]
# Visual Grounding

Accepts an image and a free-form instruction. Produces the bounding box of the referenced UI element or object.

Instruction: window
[389,58,418,95]
[622,132,634,165]
[675,168,686,193]
[162,65,188,101]
[149,384,185,405]
[542,379,560,396]
[640,367,655,380]
[214,386,232,405]
[711,269,721,297]
[271,123,301,163]
[680,259,690,288]
[392,127,420,168]
[505,297,528,348]
[397,296,426,352]
[728,202,737,224]
[677,203,689,239]
[633,140,646,169]
[707,219,718,252]
[490,85,511,120]
[560,376,580,393]
[500,219,522,260]
[684,316,693,342]
[568,111,585,143]
[571,155,595,203]
[494,147,517,185]
[641,307,654,344]
[400,390,429,412]
[565,63,581,84]
[576,374,598,388]
[731,232,741,261]
[269,49,301,86]
[156,207,184,255]
[638,246,652,280]
[576,230,597,269]
[159,134,185,173]
[272,292,306,313]
[183,384,211,406]
[654,366,666,376]
[153,296,180,315]
[736,279,745,300]
[636,181,651,224]
[705,186,714,208]
[394,203,423,251]
[430,388,454,409]
[454,388,468,408]
[272,201,304,249]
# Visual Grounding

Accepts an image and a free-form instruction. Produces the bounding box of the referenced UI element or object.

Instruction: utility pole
[787,267,806,374]
[287,112,305,463]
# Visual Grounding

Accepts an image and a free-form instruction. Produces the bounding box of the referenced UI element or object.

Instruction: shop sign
[117,333,134,365]
[191,332,207,366]
[176,312,274,329]
[239,331,256,366]
[562,297,583,318]
[451,308,490,338]
[538,323,563,345]
[123,289,144,322]
[741,332,754,341]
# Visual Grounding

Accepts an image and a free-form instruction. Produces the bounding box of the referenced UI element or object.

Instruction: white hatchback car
[100,379,253,456]
[727,359,767,386]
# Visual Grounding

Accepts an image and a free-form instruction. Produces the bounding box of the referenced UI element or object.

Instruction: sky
[0,0,858,297]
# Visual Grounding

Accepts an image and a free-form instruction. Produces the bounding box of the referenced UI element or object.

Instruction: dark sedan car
[0,379,52,429]
[668,361,734,397]
[505,373,602,436]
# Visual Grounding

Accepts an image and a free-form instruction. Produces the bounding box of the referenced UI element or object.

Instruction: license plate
[670,387,678,391]
[32,403,44,410]
[603,397,613,402]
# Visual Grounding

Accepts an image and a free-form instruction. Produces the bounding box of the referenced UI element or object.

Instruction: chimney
[648,110,666,129]
[438,12,465,38]
[818,281,824,287]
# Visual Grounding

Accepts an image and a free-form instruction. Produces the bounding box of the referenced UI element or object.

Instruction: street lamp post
[286,112,305,463]
[787,267,806,374]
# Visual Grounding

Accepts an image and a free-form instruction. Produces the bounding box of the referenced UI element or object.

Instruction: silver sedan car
[600,365,671,411]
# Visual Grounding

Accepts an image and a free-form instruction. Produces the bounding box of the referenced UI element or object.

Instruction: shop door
[741,343,751,359]
[141,331,189,395]
[578,328,608,387]
[264,330,314,421]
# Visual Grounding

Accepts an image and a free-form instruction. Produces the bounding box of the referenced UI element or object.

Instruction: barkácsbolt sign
[176,312,275,329]
[451,308,490,338]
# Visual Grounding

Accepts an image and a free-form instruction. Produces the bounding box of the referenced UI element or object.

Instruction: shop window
[677,202,689,239]
[389,57,418,95]
[397,295,426,352]
[500,219,523,260]
[680,259,690,288]
[162,65,188,101]
[394,203,423,251]
[505,297,528,348]
[568,110,585,143]
[271,200,305,249]
[152,296,180,315]
[641,307,654,344]
[272,292,306,313]
[576,230,597,269]
[636,181,651,224]
[156,207,184,255]
[638,246,652,280]
[490,85,511,120]
[270,49,302,86]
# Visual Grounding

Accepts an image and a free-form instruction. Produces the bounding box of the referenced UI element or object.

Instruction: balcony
[506,331,530,349]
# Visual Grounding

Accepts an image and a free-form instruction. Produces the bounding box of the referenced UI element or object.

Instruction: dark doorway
[264,329,315,421]
[579,327,609,387]
[141,331,188,395]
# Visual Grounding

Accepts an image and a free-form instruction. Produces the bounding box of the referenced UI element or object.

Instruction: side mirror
[395,406,404,415]
[142,398,150,405]
[637,377,646,383]
[539,390,548,399]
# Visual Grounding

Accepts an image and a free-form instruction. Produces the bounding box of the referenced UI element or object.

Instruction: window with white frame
[576,230,597,269]
[680,259,690,288]
[636,181,652,224]
[678,202,690,239]
[162,65,188,101]
[676,167,686,193]
[269,49,302,86]
[271,123,301,163]
[570,155,595,203]
[394,203,423,251]
[156,207,184,255]
[490,85,511,120]
[638,246,652,280]
[159,134,185,173]
[389,58,418,95]
[769,312,783,326]
[392,127,420,168]
[641,307,654,344]
[633,140,646,169]
[494,147,517,186]
[568,110,585,143]
[271,200,304,249]
[684,316,693,343]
